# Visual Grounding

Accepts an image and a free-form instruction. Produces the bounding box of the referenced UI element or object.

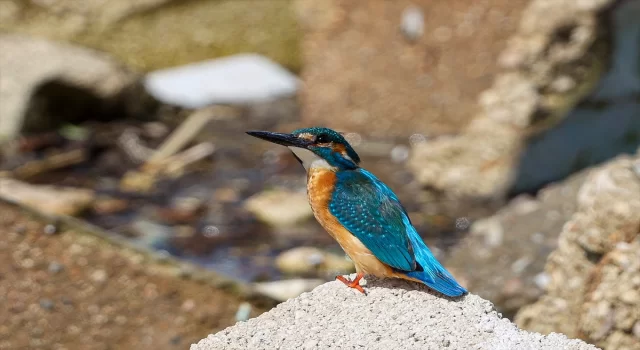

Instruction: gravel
[191,276,599,350]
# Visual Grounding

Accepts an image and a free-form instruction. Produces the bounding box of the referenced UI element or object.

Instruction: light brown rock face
[0,0,300,72]
[0,178,95,217]
[406,0,613,199]
[0,34,156,141]
[297,0,530,138]
[515,151,640,350]
[444,170,589,317]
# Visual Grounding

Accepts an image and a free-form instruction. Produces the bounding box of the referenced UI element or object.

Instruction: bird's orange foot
[336,273,366,295]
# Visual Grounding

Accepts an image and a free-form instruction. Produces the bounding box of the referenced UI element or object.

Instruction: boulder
[0,34,157,141]
[407,0,617,199]
[515,151,640,350]
[192,277,598,350]
[444,169,588,317]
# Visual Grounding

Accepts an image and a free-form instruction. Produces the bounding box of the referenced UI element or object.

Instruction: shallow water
[2,120,478,283]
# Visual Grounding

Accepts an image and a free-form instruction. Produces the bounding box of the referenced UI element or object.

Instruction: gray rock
[144,54,299,108]
[48,261,64,274]
[192,277,598,350]
[39,299,54,311]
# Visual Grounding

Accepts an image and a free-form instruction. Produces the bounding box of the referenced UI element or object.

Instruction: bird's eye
[315,134,330,143]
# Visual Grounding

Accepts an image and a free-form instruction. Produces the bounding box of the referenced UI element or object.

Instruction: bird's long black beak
[246,131,311,148]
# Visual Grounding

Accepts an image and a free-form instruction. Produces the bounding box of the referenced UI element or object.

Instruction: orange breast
[306,168,400,277]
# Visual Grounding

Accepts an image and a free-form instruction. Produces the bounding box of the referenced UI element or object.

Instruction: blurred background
[0,0,639,349]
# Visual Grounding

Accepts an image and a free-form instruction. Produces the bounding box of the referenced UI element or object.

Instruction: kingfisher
[247,127,467,297]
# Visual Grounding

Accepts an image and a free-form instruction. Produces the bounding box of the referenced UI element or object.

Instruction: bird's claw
[336,273,367,295]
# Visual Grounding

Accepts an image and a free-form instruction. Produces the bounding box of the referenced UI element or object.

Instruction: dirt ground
[0,202,266,350]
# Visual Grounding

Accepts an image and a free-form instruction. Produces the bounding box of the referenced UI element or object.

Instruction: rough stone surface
[191,277,598,350]
[0,0,300,72]
[515,152,640,350]
[445,169,589,317]
[0,34,156,140]
[581,238,640,350]
[407,0,612,198]
[297,0,530,137]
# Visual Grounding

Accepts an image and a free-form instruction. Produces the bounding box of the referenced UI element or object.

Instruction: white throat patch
[288,147,334,171]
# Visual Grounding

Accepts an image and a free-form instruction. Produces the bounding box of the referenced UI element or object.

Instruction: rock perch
[191,276,598,350]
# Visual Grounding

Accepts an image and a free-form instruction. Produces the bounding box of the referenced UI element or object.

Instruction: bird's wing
[329,169,416,271]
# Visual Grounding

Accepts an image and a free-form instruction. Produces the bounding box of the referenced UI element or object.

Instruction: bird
[247,127,467,297]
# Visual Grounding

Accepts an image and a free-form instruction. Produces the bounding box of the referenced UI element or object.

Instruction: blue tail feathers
[405,265,467,297]
[403,226,467,297]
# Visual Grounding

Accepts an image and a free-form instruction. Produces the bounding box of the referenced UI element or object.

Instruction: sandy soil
[0,202,265,350]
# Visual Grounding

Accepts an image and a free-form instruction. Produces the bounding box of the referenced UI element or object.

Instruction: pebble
[455,217,471,230]
[390,145,410,163]
[533,272,551,290]
[48,261,64,274]
[39,299,54,311]
[619,289,639,304]
[90,269,108,283]
[400,5,424,42]
[633,321,640,338]
[170,336,182,345]
[235,302,252,322]
[43,224,57,235]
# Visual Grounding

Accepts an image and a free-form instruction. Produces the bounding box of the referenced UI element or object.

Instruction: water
[2,119,475,284]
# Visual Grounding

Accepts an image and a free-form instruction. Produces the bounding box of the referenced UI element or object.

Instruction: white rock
[400,5,425,42]
[144,54,299,108]
[194,278,599,350]
[253,279,325,302]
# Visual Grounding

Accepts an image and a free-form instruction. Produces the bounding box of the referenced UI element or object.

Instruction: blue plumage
[330,169,467,297]
[247,126,467,297]
[330,170,415,271]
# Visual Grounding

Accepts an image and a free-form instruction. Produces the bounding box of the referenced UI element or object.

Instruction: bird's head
[247,127,360,171]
